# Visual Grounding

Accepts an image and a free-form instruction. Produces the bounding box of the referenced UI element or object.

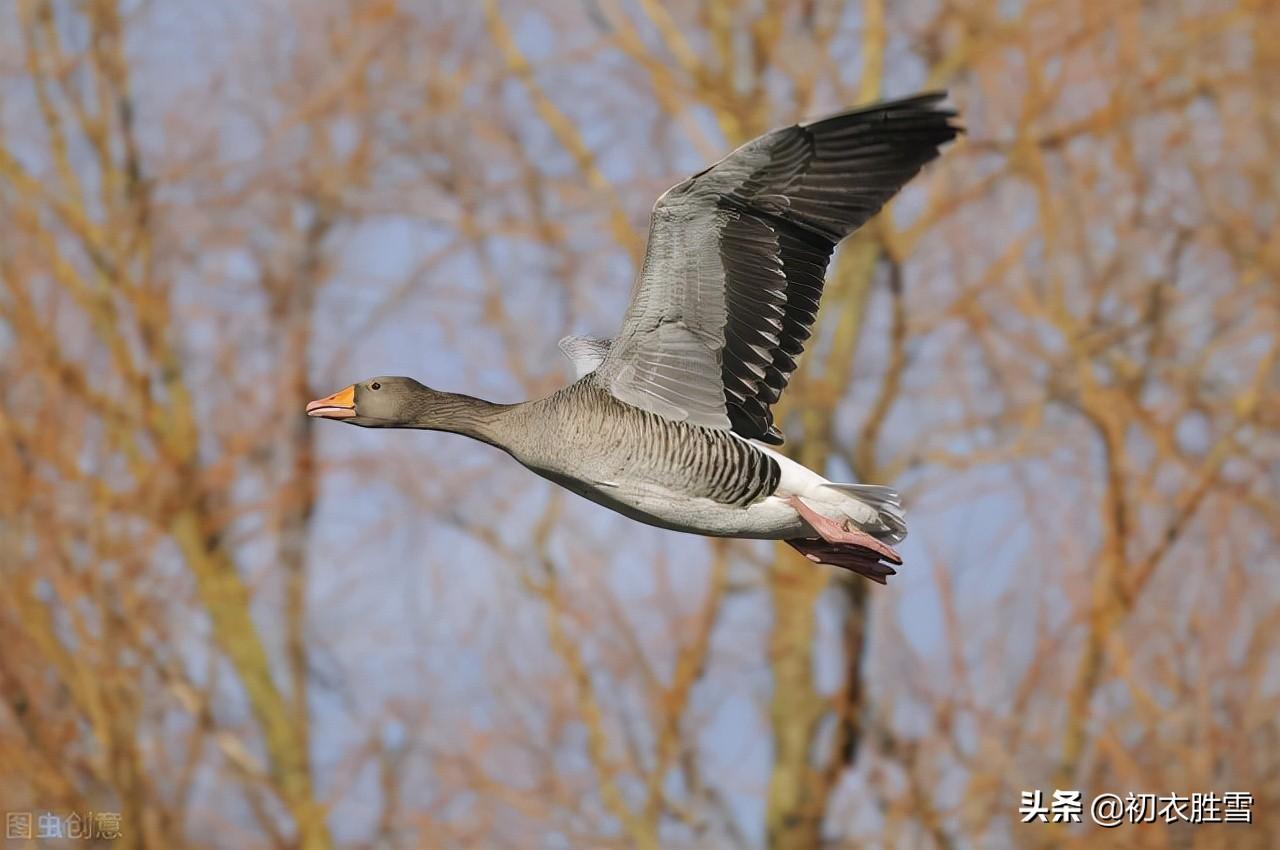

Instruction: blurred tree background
[1,0,1277,849]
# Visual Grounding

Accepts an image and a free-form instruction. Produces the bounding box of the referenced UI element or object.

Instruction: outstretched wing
[596,92,960,443]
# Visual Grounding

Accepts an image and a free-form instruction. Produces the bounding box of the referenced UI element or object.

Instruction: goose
[308,93,960,583]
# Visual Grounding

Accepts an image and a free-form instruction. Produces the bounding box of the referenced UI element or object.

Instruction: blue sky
[5,1,1275,847]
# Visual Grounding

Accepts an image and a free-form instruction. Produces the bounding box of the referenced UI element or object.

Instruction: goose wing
[558,335,611,379]
[596,92,960,443]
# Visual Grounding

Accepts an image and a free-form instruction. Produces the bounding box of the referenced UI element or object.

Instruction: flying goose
[308,93,960,582]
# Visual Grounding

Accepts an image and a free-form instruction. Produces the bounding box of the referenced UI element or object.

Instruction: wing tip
[802,90,965,139]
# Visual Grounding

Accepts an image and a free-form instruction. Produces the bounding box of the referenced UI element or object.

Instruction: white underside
[528,439,899,541]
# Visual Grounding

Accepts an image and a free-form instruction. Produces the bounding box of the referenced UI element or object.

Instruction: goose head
[306,376,434,428]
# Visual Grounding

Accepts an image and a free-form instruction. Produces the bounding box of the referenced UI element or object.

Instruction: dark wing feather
[598,92,961,442]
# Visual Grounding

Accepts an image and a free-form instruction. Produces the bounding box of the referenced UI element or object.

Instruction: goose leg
[785,496,903,584]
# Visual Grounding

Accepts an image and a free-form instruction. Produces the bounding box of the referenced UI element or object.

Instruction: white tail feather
[819,483,908,544]
[751,442,908,544]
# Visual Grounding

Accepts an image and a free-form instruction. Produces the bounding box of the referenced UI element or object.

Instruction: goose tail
[817,482,908,544]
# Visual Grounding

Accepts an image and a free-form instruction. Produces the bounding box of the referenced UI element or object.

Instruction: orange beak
[306,385,357,419]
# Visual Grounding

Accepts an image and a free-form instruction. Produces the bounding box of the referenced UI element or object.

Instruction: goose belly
[509,380,805,538]
[534,469,807,539]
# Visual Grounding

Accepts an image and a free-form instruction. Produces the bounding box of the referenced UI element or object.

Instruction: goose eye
[370,382,381,391]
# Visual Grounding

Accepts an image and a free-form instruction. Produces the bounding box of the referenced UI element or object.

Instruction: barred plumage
[509,377,779,510]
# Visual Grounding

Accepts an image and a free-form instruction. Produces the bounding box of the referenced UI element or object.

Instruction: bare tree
[1,1,1275,849]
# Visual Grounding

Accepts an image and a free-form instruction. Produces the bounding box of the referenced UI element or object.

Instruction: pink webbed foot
[785,496,903,584]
